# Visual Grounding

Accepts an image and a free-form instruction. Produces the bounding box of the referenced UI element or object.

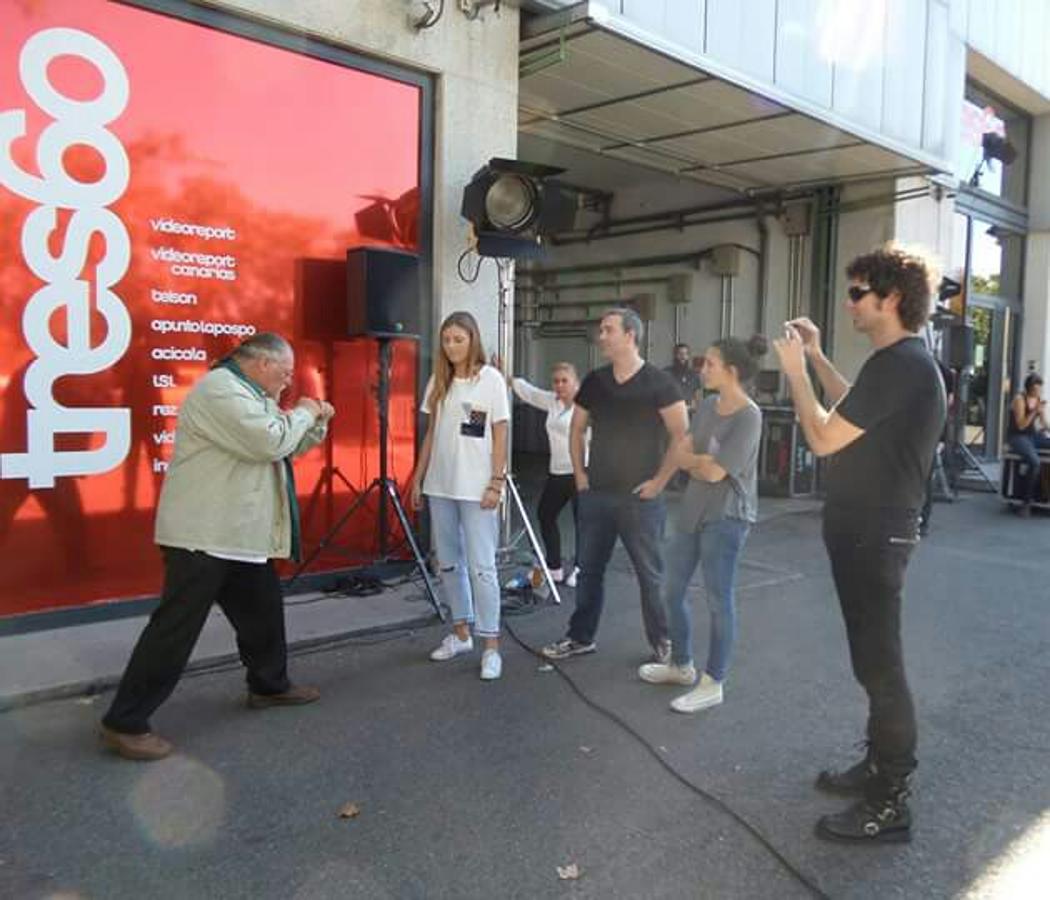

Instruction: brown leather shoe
[100,725,173,761]
[246,685,320,709]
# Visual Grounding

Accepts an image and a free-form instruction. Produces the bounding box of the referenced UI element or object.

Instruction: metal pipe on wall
[756,212,769,335]
[552,210,763,247]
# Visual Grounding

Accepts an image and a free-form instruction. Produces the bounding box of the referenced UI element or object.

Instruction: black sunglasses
[847,285,874,303]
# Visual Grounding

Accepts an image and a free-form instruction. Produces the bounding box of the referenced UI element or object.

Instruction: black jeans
[537,474,577,570]
[822,506,919,781]
[568,490,668,650]
[103,549,291,735]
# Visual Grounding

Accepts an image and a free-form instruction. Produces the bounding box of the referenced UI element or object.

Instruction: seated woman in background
[1007,372,1050,516]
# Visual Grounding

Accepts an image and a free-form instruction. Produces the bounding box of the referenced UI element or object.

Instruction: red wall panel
[0,1,424,616]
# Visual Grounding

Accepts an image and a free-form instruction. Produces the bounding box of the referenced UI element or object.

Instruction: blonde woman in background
[510,362,587,587]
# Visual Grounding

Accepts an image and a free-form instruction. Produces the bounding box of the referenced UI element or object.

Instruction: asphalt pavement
[2,491,1049,899]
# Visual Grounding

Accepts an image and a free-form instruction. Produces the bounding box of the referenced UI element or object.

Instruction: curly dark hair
[710,334,768,383]
[845,245,937,332]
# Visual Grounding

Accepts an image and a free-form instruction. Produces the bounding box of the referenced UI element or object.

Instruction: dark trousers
[537,474,577,570]
[102,548,291,735]
[822,506,919,782]
[1008,432,1050,502]
[568,490,668,650]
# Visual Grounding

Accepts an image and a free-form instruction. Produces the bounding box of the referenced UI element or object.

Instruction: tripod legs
[383,479,445,621]
[284,477,446,622]
[504,473,562,606]
[946,440,996,492]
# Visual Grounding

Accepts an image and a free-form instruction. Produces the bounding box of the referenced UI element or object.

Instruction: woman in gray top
[639,335,766,713]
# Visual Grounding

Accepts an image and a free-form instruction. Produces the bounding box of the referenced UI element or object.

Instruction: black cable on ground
[503,621,831,900]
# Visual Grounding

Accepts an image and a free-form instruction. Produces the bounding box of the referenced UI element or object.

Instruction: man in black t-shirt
[773,246,946,845]
[542,308,688,663]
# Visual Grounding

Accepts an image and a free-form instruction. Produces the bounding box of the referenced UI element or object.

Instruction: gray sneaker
[541,638,596,660]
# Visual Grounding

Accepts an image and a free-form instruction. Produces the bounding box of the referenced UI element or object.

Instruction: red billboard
[0,0,426,617]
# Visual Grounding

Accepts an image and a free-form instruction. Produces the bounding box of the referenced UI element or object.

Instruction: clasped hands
[296,396,336,422]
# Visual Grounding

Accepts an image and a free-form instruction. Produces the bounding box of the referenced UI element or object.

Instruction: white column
[1023,114,1050,379]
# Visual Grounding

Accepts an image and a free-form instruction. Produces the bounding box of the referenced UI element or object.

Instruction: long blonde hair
[427,311,487,410]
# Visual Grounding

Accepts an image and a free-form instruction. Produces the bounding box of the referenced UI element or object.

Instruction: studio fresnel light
[460,157,576,258]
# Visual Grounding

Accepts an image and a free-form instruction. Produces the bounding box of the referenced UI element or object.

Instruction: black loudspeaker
[347,246,420,337]
[944,323,975,370]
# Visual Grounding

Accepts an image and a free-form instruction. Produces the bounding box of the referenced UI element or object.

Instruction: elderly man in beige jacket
[100,333,333,761]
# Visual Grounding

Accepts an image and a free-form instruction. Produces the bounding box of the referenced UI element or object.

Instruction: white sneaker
[638,662,697,686]
[565,567,579,588]
[480,649,502,680]
[429,633,473,661]
[670,674,723,713]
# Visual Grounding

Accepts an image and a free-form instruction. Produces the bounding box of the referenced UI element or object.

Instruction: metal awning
[520,3,949,197]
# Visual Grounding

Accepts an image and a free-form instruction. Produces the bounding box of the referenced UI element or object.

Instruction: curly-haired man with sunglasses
[773,245,946,844]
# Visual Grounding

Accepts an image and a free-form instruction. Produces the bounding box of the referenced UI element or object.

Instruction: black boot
[816,774,912,844]
[815,742,875,796]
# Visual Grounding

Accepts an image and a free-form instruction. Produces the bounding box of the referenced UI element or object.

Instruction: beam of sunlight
[961,809,1050,899]
[129,755,226,848]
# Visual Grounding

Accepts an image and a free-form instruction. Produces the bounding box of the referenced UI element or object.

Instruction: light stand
[941,224,997,494]
[495,256,562,606]
[944,369,997,492]
[285,337,445,620]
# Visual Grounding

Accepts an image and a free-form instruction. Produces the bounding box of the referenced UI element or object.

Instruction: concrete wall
[209,0,520,353]
[960,0,1050,108]
[829,182,897,380]
[517,223,768,382]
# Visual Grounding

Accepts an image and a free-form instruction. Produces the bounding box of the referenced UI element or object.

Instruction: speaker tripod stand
[944,369,996,494]
[286,337,445,621]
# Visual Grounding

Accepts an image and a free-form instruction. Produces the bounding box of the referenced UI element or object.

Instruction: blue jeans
[665,518,751,680]
[1007,432,1050,502]
[428,497,500,638]
[567,490,668,650]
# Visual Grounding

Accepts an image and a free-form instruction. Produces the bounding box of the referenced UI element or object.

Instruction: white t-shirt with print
[422,365,510,501]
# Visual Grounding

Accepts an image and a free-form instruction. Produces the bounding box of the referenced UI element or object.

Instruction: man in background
[665,342,702,413]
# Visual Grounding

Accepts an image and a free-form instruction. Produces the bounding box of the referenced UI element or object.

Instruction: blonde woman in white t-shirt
[410,311,509,680]
[510,363,584,587]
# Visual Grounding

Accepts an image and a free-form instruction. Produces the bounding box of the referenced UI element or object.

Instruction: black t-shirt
[825,337,946,512]
[576,362,683,493]
[665,364,702,404]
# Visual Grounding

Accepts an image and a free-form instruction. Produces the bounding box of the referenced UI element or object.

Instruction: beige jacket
[154,367,327,558]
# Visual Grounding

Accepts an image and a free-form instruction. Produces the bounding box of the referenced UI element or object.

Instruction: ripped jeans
[427,496,501,638]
